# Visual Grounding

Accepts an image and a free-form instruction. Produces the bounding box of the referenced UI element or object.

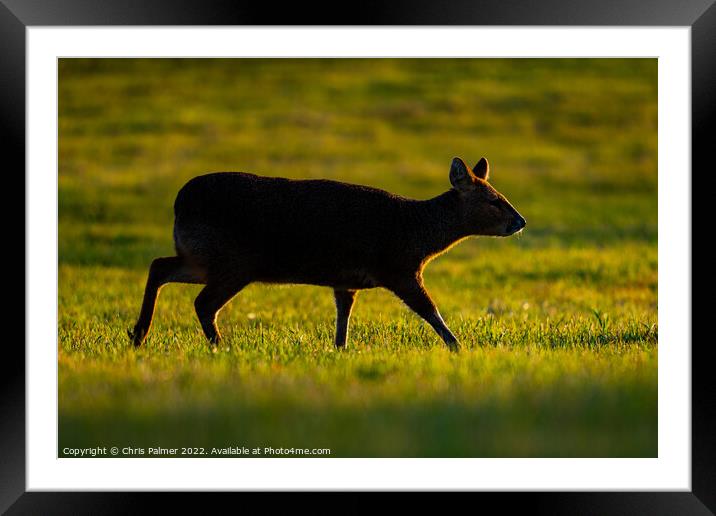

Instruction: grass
[58,58,657,457]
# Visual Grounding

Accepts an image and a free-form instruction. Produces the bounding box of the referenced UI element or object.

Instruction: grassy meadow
[58,58,658,457]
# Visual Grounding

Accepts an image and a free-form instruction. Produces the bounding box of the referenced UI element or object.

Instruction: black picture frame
[4,0,713,513]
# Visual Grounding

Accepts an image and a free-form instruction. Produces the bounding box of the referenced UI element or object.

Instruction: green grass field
[58,58,657,457]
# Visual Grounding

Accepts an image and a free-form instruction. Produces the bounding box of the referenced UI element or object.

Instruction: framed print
[5,0,713,513]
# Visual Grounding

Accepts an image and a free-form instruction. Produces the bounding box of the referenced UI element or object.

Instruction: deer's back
[173,172,417,286]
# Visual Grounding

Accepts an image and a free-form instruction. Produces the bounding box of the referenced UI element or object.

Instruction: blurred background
[59,58,657,457]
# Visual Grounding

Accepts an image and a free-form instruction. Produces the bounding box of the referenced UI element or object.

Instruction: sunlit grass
[58,58,657,457]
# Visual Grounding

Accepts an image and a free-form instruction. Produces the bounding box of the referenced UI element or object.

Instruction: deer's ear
[450,157,476,191]
[473,157,489,181]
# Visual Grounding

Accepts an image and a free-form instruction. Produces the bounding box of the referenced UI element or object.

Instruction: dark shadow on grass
[59,396,657,458]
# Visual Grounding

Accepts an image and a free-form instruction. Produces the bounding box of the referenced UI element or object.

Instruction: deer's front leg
[389,277,459,351]
[334,289,358,348]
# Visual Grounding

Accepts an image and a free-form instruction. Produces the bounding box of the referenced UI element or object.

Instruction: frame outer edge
[6,0,713,512]
[0,0,715,25]
[0,0,27,513]
[691,1,716,514]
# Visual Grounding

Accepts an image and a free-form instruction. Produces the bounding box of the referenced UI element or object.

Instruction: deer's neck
[409,189,469,264]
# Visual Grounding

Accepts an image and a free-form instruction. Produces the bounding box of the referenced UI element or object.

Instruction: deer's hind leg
[130,256,205,347]
[194,270,251,346]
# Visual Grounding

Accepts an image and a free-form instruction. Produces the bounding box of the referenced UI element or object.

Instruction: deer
[129,157,526,351]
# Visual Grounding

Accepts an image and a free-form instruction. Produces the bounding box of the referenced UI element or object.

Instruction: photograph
[57,57,658,459]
